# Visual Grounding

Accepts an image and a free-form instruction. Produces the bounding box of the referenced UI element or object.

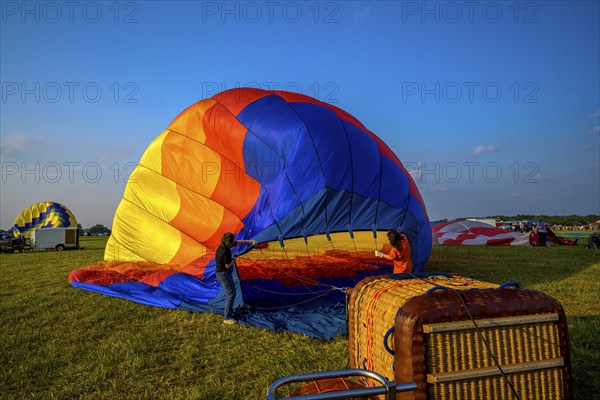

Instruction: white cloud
[588,108,600,119]
[0,133,46,159]
[529,173,544,182]
[88,140,141,162]
[579,143,597,152]
[353,5,371,21]
[506,192,526,199]
[472,144,500,156]
[406,161,425,179]
[422,185,454,195]
[586,126,600,135]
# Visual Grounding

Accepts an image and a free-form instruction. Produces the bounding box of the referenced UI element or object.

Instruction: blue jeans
[216,269,236,320]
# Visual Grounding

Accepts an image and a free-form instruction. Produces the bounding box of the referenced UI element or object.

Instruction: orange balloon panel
[168,99,216,143]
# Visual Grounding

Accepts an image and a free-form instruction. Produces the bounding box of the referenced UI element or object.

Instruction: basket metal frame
[266,368,417,400]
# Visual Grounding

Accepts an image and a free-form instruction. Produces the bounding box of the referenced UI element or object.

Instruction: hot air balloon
[12,201,77,238]
[432,219,577,247]
[69,88,431,338]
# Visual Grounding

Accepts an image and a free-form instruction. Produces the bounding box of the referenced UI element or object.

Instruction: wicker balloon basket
[347,272,572,400]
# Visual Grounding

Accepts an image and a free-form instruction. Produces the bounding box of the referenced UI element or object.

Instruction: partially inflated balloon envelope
[69,88,431,338]
[12,202,77,238]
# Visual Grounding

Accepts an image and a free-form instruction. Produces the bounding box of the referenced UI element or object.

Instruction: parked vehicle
[0,231,15,253]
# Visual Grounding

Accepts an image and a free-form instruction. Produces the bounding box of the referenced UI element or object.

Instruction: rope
[248,288,338,310]
[244,285,336,296]
[405,272,522,400]
[245,245,364,293]
[239,245,353,313]
[250,245,317,289]
[452,290,522,400]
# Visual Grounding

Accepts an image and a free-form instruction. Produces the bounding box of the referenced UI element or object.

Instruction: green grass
[1,238,598,399]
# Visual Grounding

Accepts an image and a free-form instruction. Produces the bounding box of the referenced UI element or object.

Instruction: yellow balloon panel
[138,129,169,173]
[241,231,388,260]
[104,236,146,262]
[123,165,180,225]
[105,200,206,264]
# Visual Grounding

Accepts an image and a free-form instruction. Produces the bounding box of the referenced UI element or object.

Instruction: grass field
[1,237,598,399]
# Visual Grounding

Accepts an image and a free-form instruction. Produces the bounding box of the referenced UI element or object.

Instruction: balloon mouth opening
[236,250,393,310]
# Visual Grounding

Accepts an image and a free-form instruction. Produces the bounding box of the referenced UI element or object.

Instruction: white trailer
[31,227,79,251]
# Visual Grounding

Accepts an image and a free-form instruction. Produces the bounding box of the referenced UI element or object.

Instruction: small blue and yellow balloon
[12,202,77,238]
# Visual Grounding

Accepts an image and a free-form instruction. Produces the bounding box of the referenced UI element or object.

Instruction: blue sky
[1,1,599,229]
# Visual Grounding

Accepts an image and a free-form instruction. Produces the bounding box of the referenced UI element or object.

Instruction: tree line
[485,214,599,226]
[435,215,599,226]
[77,224,111,236]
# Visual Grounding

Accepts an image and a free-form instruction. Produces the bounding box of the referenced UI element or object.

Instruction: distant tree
[88,224,111,236]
